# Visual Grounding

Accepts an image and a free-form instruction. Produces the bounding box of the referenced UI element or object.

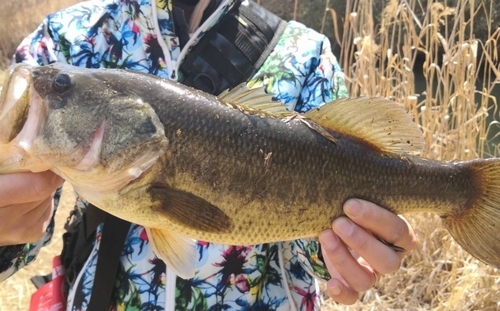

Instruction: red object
[29,256,67,311]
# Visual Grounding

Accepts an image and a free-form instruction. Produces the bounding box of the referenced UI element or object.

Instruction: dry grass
[320,0,500,310]
[1,0,500,310]
[336,0,497,161]
[0,0,81,68]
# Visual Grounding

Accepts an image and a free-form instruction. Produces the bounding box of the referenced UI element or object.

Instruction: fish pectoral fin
[149,185,234,233]
[304,97,425,154]
[218,83,292,118]
[146,228,197,279]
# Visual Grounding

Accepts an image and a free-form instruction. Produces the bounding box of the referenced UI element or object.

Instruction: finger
[325,277,359,305]
[332,217,401,274]
[0,200,42,220]
[29,195,55,242]
[0,171,62,205]
[319,229,376,293]
[0,195,54,245]
[343,199,417,255]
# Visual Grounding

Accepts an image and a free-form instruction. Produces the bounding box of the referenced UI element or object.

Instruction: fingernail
[344,199,365,219]
[318,230,339,251]
[333,218,353,237]
[328,284,341,296]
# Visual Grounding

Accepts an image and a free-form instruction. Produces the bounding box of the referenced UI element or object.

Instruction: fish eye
[52,73,72,94]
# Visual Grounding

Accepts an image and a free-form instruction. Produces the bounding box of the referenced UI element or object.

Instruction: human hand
[318,199,417,304]
[0,171,63,246]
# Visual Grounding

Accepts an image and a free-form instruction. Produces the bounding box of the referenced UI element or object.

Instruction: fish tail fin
[442,158,500,267]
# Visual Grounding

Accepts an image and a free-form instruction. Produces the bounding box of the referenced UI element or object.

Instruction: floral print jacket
[0,0,348,310]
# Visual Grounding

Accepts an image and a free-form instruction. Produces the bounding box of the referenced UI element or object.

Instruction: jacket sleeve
[14,14,67,66]
[0,15,65,282]
[293,31,348,112]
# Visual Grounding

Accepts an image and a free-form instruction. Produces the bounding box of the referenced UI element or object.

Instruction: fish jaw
[10,87,46,153]
[0,66,52,174]
[0,64,33,144]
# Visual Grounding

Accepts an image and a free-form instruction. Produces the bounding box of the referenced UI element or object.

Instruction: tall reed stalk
[336,0,500,161]
[321,0,500,309]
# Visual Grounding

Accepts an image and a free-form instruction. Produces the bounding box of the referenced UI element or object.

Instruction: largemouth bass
[1,63,500,279]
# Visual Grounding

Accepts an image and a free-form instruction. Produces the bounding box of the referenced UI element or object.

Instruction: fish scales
[1,63,499,279]
[98,68,474,243]
[160,118,474,244]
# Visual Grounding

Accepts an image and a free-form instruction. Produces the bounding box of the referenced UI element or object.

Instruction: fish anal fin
[146,228,197,279]
[218,83,292,118]
[304,97,425,154]
[149,184,233,233]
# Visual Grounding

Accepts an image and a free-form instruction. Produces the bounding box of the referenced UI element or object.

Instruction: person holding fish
[0,0,418,310]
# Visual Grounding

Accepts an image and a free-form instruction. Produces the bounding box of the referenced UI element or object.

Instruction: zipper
[170,60,177,80]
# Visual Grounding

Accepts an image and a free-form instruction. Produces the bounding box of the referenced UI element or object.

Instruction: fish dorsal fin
[304,97,425,153]
[146,228,197,279]
[218,83,292,118]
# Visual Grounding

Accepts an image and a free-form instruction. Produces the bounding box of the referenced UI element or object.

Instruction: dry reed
[321,0,500,310]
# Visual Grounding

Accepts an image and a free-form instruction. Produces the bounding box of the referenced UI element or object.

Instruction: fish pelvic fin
[442,158,500,268]
[146,228,197,279]
[304,97,425,154]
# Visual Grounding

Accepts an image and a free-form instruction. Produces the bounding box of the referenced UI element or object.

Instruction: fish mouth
[5,84,46,154]
[0,65,51,174]
[0,64,35,143]
[1,64,47,153]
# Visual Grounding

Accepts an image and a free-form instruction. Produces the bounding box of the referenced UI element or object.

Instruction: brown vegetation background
[1,0,500,310]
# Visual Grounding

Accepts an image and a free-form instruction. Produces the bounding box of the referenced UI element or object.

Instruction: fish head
[2,63,168,194]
